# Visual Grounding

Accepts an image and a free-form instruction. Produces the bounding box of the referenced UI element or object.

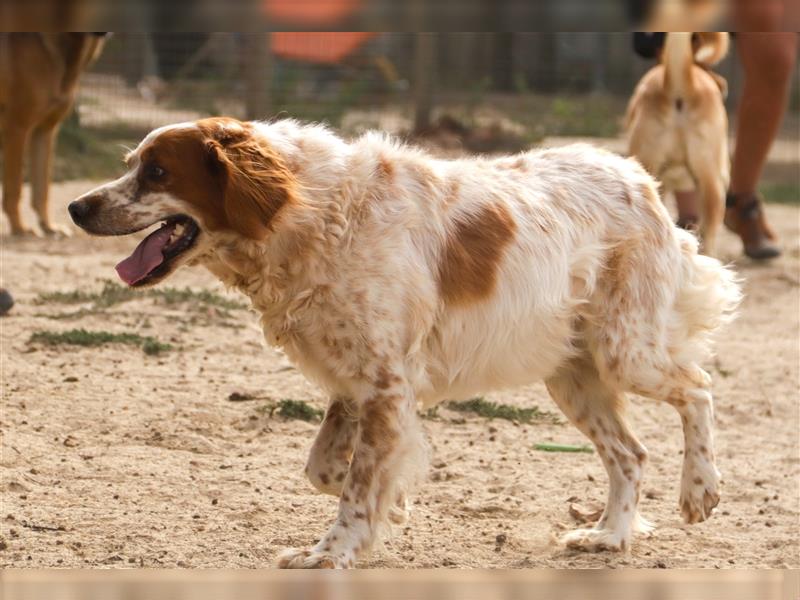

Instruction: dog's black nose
[68,200,90,223]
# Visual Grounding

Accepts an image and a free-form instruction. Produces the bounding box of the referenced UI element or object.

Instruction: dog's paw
[9,225,39,237]
[276,548,351,569]
[562,527,631,553]
[680,485,720,524]
[387,493,410,525]
[680,466,721,524]
[40,222,72,238]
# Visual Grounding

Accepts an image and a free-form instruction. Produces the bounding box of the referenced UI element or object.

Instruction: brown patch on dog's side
[438,203,517,306]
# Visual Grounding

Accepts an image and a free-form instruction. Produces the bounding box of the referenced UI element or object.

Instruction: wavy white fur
[72,118,741,567]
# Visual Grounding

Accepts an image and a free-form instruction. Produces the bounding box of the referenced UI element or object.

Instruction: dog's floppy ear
[204,121,297,240]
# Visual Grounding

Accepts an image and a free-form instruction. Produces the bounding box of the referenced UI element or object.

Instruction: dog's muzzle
[68,197,98,227]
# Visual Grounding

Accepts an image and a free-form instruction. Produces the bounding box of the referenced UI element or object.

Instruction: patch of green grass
[448,397,561,425]
[29,328,172,355]
[421,406,440,420]
[761,182,800,205]
[534,443,594,453]
[543,96,621,138]
[35,280,136,308]
[34,308,98,321]
[36,280,246,311]
[152,287,245,310]
[141,338,173,355]
[258,399,324,422]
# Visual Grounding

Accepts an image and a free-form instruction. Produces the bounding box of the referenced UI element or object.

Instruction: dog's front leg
[278,373,425,569]
[305,396,357,496]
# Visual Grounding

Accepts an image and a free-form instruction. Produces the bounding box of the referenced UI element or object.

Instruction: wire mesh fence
[51,32,797,183]
[79,33,755,131]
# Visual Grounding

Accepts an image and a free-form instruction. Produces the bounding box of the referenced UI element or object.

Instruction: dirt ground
[1,180,798,569]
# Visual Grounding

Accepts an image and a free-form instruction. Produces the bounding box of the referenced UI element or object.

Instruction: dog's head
[69,118,297,287]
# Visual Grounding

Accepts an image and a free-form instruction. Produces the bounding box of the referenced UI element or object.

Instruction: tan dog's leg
[279,368,426,568]
[546,353,650,552]
[697,173,725,258]
[30,122,69,236]
[305,397,357,497]
[2,123,34,235]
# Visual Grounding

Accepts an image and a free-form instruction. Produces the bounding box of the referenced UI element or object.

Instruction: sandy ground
[1,180,798,569]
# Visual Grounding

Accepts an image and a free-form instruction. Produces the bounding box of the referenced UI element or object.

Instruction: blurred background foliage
[29,33,799,203]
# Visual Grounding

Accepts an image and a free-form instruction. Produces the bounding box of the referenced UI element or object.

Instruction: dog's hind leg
[688,123,729,258]
[590,231,738,525]
[605,353,722,525]
[2,122,33,235]
[697,172,725,258]
[667,369,722,525]
[546,352,651,552]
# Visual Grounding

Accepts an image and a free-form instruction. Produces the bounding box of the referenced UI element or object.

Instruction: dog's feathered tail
[693,32,729,67]
[670,229,741,366]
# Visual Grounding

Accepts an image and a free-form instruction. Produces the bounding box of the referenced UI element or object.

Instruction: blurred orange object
[264,0,361,27]
[271,32,377,65]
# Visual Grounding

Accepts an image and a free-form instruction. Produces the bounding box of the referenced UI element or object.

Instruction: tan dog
[0,33,106,235]
[626,32,730,257]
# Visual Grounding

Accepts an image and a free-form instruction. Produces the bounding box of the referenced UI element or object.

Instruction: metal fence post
[413,32,436,133]
[244,33,272,121]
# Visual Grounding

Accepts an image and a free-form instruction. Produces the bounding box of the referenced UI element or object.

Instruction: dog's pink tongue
[115,223,175,285]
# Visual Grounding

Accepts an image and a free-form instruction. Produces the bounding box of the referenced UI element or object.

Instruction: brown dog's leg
[30,121,69,236]
[2,123,33,235]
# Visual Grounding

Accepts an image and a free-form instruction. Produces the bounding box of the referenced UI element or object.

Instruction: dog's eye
[146,164,166,181]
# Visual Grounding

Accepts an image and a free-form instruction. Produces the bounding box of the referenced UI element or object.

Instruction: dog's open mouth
[115,215,199,286]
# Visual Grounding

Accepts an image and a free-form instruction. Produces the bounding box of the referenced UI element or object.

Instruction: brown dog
[0,33,106,235]
[626,32,730,257]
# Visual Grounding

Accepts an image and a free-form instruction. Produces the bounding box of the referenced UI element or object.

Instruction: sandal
[724,193,781,260]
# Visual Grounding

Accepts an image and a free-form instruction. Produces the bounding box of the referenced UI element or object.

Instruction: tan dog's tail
[693,32,729,67]
[663,32,695,100]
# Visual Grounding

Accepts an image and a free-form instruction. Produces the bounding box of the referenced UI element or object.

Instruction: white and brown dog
[626,32,731,256]
[69,117,740,568]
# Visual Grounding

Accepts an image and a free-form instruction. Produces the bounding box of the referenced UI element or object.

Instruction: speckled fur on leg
[546,352,651,552]
[280,370,427,568]
[305,397,357,496]
[587,232,736,527]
